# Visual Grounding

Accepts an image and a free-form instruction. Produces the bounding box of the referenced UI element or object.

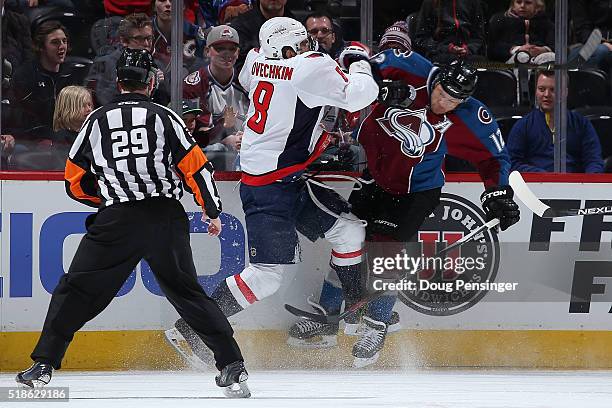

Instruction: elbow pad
[348,60,373,77]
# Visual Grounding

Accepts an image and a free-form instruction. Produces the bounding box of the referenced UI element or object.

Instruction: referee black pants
[31,197,243,371]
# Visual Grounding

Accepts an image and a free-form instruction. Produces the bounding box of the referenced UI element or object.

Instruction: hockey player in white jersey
[164,16,378,368]
[237,19,378,183]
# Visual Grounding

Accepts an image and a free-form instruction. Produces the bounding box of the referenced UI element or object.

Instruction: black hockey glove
[377,79,413,108]
[480,185,520,231]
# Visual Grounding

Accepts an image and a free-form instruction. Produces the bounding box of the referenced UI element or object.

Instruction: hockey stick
[473,29,602,71]
[285,218,500,324]
[509,171,612,217]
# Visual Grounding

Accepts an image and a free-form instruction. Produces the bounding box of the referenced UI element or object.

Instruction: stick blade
[284,304,328,323]
[508,171,549,218]
[541,208,558,218]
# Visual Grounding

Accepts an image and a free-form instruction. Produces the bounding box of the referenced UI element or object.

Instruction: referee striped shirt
[65,93,222,218]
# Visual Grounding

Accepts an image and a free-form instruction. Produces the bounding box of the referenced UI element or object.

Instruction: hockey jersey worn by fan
[183,66,249,135]
[238,48,379,185]
[359,49,511,194]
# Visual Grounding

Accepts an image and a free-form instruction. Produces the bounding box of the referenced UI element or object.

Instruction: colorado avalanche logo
[220,27,235,40]
[184,70,201,85]
[376,107,437,158]
[477,106,492,124]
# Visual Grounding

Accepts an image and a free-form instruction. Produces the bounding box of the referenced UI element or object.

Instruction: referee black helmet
[116,48,156,85]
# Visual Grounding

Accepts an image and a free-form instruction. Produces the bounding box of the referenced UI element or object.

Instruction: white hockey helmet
[259,17,310,59]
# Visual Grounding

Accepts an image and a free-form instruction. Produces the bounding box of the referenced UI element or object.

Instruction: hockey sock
[211,280,244,317]
[332,263,363,304]
[366,295,396,323]
[318,279,344,314]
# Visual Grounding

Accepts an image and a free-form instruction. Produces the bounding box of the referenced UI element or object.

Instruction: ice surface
[1,369,611,408]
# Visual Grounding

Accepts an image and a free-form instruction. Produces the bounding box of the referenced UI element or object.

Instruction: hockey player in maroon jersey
[289,22,520,367]
[287,22,413,352]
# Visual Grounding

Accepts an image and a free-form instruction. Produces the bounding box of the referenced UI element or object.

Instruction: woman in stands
[413,0,487,63]
[50,85,93,169]
[488,0,555,64]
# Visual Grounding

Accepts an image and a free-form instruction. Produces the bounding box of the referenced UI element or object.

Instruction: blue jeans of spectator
[569,43,612,74]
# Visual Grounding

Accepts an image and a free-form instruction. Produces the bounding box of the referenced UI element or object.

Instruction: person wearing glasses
[304,11,345,58]
[86,13,157,106]
[305,12,335,53]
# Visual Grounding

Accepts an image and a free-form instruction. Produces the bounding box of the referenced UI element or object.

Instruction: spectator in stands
[217,0,253,24]
[152,0,205,75]
[86,13,159,106]
[507,70,604,173]
[186,0,253,28]
[304,11,372,60]
[0,132,15,169]
[414,0,486,64]
[2,5,33,69]
[378,20,412,53]
[7,20,79,147]
[228,0,295,69]
[50,85,93,168]
[5,0,75,11]
[488,0,555,64]
[182,24,248,169]
[104,0,150,16]
[152,0,175,71]
[1,56,16,169]
[0,134,15,155]
[570,0,612,77]
[304,11,340,57]
[181,99,203,134]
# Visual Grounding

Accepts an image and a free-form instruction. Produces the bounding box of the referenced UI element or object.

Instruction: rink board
[1,173,612,369]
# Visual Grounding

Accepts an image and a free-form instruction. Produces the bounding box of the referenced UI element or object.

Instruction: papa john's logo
[398,193,500,316]
[376,107,451,158]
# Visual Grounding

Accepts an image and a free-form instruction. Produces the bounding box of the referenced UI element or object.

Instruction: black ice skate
[287,298,339,348]
[352,316,388,368]
[342,300,365,336]
[345,311,401,336]
[16,362,53,388]
[164,318,214,370]
[216,361,251,398]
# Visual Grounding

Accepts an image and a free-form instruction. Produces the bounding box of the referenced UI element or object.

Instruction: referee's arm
[64,118,101,208]
[167,112,222,219]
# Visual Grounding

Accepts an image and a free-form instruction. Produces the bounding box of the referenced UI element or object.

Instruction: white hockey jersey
[238,49,379,185]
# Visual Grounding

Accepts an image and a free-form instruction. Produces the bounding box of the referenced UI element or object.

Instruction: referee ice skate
[15,48,250,398]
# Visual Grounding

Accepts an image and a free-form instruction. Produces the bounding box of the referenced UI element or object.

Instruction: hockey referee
[15,48,250,398]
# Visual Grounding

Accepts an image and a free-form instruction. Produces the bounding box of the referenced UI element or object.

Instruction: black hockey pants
[31,197,243,371]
